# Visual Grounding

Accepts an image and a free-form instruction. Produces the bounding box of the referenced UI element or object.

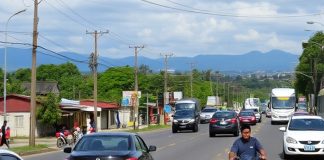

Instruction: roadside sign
[164,105,172,113]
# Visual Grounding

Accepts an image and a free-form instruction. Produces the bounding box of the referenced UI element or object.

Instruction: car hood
[286,131,324,141]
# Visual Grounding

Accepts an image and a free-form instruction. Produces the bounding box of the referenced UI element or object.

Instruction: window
[135,135,148,152]
[15,116,24,128]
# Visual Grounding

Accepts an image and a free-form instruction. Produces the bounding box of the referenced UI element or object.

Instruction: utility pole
[209,73,213,95]
[188,62,195,98]
[161,53,173,125]
[130,45,144,129]
[87,30,109,131]
[30,0,39,147]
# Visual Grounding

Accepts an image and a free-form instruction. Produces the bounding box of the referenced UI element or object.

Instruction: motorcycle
[72,127,83,143]
[56,129,73,148]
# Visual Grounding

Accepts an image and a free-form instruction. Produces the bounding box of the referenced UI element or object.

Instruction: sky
[0,0,323,59]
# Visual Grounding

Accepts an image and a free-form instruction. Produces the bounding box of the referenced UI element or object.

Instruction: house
[0,94,42,137]
[60,99,121,132]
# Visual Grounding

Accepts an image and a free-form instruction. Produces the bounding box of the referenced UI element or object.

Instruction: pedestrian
[229,125,267,160]
[0,120,9,148]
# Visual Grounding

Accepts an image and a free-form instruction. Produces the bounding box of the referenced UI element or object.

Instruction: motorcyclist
[229,125,267,160]
[59,126,67,144]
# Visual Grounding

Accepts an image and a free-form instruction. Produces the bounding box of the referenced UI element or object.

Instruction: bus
[270,88,296,125]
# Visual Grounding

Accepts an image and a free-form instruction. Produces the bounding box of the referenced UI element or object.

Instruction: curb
[17,148,59,156]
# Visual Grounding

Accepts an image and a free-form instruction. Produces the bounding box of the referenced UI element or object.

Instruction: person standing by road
[229,125,267,160]
[0,120,9,148]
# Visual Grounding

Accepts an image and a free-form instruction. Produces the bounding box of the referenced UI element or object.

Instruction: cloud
[137,28,152,38]
[234,29,261,41]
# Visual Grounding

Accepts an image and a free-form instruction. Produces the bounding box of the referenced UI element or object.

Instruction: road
[23,116,324,160]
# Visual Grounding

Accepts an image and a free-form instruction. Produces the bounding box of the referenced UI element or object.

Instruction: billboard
[122,91,141,107]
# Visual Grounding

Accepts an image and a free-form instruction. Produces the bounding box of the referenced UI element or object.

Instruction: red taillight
[238,117,242,120]
[251,116,256,120]
[210,118,217,124]
[231,118,237,123]
[126,158,138,160]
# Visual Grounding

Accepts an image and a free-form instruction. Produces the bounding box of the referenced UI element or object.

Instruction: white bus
[270,88,296,124]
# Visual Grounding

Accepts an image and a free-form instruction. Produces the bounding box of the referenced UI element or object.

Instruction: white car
[0,149,23,160]
[280,115,324,159]
[199,107,218,123]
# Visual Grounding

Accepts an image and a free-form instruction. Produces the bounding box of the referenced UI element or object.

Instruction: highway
[23,116,324,160]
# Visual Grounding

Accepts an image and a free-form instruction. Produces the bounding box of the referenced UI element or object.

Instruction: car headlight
[286,137,297,144]
[272,114,278,118]
[189,119,195,123]
[173,119,178,123]
[322,140,324,144]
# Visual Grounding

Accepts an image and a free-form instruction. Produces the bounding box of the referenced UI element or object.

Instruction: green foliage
[295,31,324,96]
[37,93,61,126]
[98,66,134,102]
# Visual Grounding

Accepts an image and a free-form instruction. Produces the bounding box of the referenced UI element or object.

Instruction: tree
[295,32,324,96]
[37,93,61,126]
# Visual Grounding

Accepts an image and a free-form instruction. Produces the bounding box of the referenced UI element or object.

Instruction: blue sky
[0,0,323,59]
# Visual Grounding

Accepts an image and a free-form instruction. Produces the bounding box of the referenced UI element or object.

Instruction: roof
[291,115,322,119]
[22,81,59,95]
[80,100,119,109]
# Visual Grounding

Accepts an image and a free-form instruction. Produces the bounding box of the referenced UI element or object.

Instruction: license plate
[179,126,186,128]
[205,115,210,118]
[220,121,227,125]
[304,145,315,151]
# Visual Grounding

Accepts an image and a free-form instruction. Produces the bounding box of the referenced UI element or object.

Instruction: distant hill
[0,47,299,72]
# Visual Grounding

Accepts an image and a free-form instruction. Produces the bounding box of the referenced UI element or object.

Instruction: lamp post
[3,9,27,120]
[307,21,324,27]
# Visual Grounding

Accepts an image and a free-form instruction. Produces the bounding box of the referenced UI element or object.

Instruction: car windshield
[272,96,295,109]
[288,118,324,131]
[213,112,235,118]
[202,108,217,113]
[175,103,195,110]
[74,135,131,151]
[174,110,194,118]
[239,112,254,116]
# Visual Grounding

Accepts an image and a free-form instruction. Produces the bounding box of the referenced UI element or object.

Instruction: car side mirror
[64,147,72,153]
[148,145,157,152]
[279,127,286,132]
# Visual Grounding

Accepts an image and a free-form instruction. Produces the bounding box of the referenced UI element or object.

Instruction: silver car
[200,107,218,123]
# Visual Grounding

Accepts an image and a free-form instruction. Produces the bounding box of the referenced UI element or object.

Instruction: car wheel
[234,129,239,137]
[209,131,215,137]
[172,127,177,133]
[283,147,291,159]
[200,120,204,124]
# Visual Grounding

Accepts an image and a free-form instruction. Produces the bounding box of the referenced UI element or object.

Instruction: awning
[80,106,102,112]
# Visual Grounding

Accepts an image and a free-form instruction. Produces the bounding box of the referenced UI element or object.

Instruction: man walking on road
[229,125,266,160]
[0,120,9,148]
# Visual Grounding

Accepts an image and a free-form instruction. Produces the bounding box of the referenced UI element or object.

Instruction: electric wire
[141,0,322,18]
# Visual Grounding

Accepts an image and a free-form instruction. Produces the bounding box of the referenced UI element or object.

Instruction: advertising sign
[122,91,141,107]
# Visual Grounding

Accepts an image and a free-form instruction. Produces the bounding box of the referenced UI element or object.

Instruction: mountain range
[0,47,299,73]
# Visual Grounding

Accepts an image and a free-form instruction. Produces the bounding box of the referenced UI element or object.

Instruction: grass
[10,144,50,155]
[127,124,171,133]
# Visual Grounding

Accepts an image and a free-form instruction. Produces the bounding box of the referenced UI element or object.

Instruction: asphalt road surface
[23,116,324,160]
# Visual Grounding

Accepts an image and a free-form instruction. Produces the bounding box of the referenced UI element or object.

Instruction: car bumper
[271,116,290,122]
[173,123,196,130]
[209,124,238,133]
[239,121,256,125]
[284,143,324,155]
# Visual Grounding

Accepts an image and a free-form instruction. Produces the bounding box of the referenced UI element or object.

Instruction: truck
[172,99,200,133]
[270,88,296,124]
[244,98,262,122]
[206,96,221,107]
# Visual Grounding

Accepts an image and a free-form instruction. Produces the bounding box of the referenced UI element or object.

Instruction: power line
[141,0,322,18]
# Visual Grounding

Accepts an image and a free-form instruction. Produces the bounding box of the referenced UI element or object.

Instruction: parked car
[238,111,257,125]
[172,109,199,133]
[244,108,262,122]
[64,132,156,160]
[209,111,239,137]
[200,107,218,123]
[0,149,23,160]
[280,115,324,159]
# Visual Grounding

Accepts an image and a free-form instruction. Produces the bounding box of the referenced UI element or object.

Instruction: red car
[238,111,257,125]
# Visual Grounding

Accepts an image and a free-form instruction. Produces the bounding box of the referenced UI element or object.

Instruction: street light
[307,21,324,27]
[3,9,26,120]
